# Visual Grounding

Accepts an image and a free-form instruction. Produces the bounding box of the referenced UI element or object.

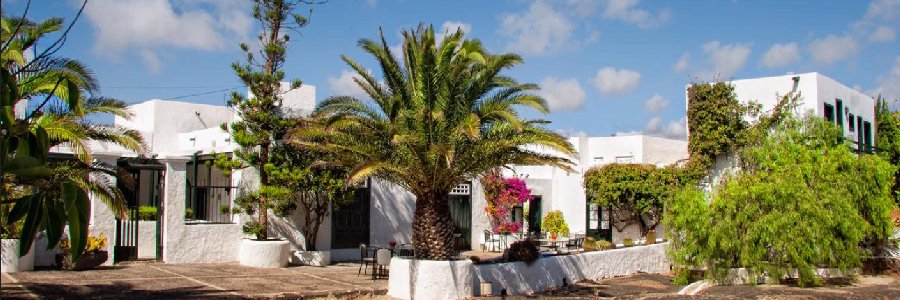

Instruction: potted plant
[623,237,634,247]
[596,239,614,250]
[541,210,569,240]
[646,229,656,245]
[1,219,33,272]
[57,233,109,271]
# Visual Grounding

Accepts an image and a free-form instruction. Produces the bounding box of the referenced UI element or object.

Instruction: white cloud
[645,117,687,139]
[84,0,252,70]
[869,26,896,42]
[644,93,668,113]
[538,77,586,111]
[673,53,690,72]
[327,70,370,99]
[871,56,900,101]
[140,50,161,73]
[807,34,859,65]
[438,21,472,42]
[593,67,641,96]
[699,41,752,79]
[499,1,573,56]
[864,0,900,21]
[602,0,671,29]
[761,42,801,69]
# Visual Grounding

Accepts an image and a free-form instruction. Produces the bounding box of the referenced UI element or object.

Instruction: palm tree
[290,25,576,260]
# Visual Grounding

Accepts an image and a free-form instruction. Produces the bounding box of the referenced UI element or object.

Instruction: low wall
[388,243,670,299]
[138,221,157,259]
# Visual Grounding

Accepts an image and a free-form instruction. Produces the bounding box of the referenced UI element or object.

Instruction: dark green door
[448,194,471,250]
[586,203,612,241]
[331,183,371,249]
[526,196,542,236]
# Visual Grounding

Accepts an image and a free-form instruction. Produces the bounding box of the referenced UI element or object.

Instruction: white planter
[238,239,290,268]
[388,257,473,300]
[138,221,157,259]
[1,239,34,272]
[292,250,331,266]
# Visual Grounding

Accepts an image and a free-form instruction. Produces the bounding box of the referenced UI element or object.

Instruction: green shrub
[596,239,614,250]
[623,238,634,247]
[583,237,597,251]
[541,210,569,237]
[184,208,194,219]
[666,115,897,287]
[220,204,231,215]
[138,206,157,221]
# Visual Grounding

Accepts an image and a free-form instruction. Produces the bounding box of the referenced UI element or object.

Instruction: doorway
[115,158,165,262]
[331,180,371,249]
[448,183,472,250]
[586,203,612,241]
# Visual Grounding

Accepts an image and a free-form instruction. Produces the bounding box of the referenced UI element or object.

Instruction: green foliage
[686,82,760,166]
[242,220,266,238]
[503,240,540,264]
[138,206,157,221]
[623,238,634,247]
[288,25,575,259]
[541,210,569,237]
[584,163,702,235]
[582,237,597,251]
[0,9,137,262]
[875,97,900,204]
[184,208,193,219]
[218,0,312,240]
[595,239,614,250]
[666,114,897,287]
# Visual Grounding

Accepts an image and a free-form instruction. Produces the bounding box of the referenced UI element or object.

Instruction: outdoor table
[536,238,570,251]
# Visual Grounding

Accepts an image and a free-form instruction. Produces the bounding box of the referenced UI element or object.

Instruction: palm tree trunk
[412,190,455,260]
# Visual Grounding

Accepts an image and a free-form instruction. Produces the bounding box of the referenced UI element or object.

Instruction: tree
[289,25,576,260]
[1,1,135,262]
[665,114,896,287]
[875,96,900,204]
[218,0,314,240]
[584,163,697,236]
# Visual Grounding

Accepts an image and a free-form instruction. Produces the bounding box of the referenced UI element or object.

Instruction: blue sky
[5,0,900,138]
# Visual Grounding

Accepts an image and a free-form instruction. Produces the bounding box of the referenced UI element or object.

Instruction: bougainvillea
[482,169,532,234]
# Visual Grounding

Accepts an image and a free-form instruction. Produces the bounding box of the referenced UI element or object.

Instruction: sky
[5,0,900,139]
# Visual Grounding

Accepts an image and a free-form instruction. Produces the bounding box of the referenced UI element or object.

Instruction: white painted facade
[693,72,877,191]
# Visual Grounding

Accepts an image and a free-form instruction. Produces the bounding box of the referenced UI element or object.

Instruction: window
[592,157,604,165]
[824,103,835,123]
[848,113,855,132]
[863,121,873,153]
[186,154,235,223]
[835,99,844,130]
[614,156,635,163]
[857,116,864,151]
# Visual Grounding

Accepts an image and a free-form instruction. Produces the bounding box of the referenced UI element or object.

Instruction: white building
[35,82,687,266]
[695,73,877,191]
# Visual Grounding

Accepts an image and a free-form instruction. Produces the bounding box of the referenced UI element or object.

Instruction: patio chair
[373,248,392,280]
[357,243,376,276]
[566,235,585,251]
[483,230,501,252]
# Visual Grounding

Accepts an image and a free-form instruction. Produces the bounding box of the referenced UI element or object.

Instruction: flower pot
[550,233,557,240]
[72,251,109,271]
[1,239,34,272]
[646,230,656,245]
[239,239,290,268]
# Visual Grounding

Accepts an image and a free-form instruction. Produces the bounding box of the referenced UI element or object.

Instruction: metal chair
[373,248,392,280]
[357,243,375,276]
[483,230,501,252]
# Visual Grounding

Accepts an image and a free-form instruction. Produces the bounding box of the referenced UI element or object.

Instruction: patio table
[536,238,570,251]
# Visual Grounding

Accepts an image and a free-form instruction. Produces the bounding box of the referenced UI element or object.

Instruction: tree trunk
[258,143,270,240]
[412,190,455,260]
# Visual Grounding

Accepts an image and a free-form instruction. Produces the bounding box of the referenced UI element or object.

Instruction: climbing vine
[686,82,760,168]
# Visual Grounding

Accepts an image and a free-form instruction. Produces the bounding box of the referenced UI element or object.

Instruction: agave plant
[290,25,575,260]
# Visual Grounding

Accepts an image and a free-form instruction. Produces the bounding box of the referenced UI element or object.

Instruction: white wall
[161,158,243,263]
[116,100,234,155]
[370,179,416,246]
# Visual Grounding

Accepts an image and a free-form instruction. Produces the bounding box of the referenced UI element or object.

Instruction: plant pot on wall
[1,239,35,272]
[646,230,656,245]
[623,238,634,247]
[239,239,290,268]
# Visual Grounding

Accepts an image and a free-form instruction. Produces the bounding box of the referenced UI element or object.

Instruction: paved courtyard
[1,262,386,299]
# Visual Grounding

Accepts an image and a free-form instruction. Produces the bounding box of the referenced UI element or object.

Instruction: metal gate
[115,158,164,262]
